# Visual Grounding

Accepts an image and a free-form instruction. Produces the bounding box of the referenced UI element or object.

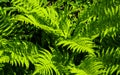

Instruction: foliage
[0,0,120,75]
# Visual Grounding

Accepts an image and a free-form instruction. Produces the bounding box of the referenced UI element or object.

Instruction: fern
[0,37,60,75]
[0,37,38,68]
[14,14,63,36]
[33,49,60,75]
[0,7,34,40]
[0,7,15,36]
[96,48,120,75]
[10,0,64,37]
[72,0,120,39]
[71,57,104,75]
[57,37,95,54]
[0,0,9,3]
[0,0,120,74]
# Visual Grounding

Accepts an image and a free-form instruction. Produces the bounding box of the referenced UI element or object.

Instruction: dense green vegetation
[0,0,120,75]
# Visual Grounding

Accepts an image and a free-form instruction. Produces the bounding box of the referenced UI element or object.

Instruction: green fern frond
[33,49,60,75]
[0,7,16,36]
[70,68,88,75]
[0,38,60,74]
[104,6,119,18]
[57,37,95,54]
[10,0,64,37]
[0,38,38,69]
[0,0,9,3]
[100,5,120,38]
[73,1,120,39]
[11,0,48,12]
[14,14,63,37]
[97,48,119,65]
[70,57,104,75]
[96,48,120,75]
[79,57,104,75]
[103,65,120,75]
[0,7,33,39]
[11,0,59,28]
[101,26,118,38]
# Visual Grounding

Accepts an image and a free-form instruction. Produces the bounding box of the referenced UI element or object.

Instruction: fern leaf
[33,49,60,75]
[0,37,60,74]
[14,14,64,37]
[0,7,16,36]
[96,48,120,75]
[57,37,95,54]
[0,38,38,69]
[70,67,88,75]
[10,0,65,37]
[71,57,104,75]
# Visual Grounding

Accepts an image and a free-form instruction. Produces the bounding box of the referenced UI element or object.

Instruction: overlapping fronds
[0,0,9,3]
[11,0,47,11]
[48,46,71,75]
[57,37,95,54]
[101,5,120,38]
[73,0,120,39]
[71,47,120,75]
[103,65,120,75]
[0,37,39,68]
[11,0,64,37]
[0,37,60,74]
[33,49,60,75]
[0,6,34,40]
[70,57,104,75]
[0,7,15,36]
[96,48,120,75]
[0,0,120,74]
[14,13,63,36]
[97,48,120,65]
